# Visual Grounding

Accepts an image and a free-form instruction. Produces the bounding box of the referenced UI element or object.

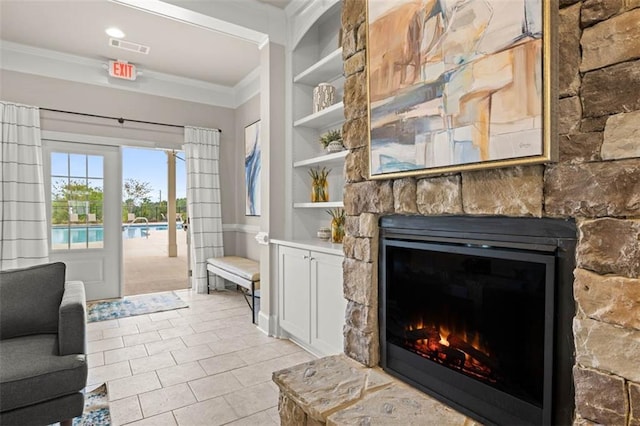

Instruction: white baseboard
[258,311,278,336]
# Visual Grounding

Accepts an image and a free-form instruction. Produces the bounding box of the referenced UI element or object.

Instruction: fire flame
[439,325,450,347]
[405,320,494,382]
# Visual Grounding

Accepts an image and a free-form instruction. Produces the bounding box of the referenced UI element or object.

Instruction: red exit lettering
[109,61,137,81]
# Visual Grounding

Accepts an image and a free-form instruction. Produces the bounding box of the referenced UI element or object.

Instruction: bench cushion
[206,256,260,282]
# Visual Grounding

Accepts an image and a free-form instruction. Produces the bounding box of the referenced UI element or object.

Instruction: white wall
[234,93,261,260]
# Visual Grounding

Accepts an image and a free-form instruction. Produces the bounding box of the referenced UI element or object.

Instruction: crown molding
[156,0,285,46]
[233,66,261,106]
[258,37,270,51]
[0,41,262,109]
[111,0,268,45]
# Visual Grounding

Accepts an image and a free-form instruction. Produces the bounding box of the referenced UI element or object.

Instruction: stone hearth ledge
[273,354,479,425]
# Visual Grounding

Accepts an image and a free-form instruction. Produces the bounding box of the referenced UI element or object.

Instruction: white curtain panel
[0,101,49,270]
[185,126,224,293]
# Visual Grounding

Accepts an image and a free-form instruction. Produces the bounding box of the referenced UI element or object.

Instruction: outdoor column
[167,151,177,257]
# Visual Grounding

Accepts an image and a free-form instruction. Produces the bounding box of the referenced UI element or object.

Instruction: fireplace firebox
[379,216,576,425]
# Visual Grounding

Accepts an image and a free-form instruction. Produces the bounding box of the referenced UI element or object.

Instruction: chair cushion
[0,262,66,339]
[0,334,87,412]
[207,256,260,281]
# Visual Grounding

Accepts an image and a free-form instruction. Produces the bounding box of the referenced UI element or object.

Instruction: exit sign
[109,60,136,81]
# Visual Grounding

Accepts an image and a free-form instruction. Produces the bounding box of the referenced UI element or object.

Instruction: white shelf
[294,48,343,86]
[294,201,344,209]
[294,102,344,129]
[294,150,348,168]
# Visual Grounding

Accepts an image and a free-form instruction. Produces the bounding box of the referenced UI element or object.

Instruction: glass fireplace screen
[384,241,554,407]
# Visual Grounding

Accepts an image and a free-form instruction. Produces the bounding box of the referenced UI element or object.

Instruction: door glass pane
[51,179,69,250]
[51,152,104,250]
[69,154,86,178]
[88,155,103,178]
[51,152,68,176]
[87,178,104,225]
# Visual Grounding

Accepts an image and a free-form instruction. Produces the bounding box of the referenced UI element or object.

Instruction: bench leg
[206,269,210,294]
[251,282,256,324]
[241,287,252,311]
[239,284,256,324]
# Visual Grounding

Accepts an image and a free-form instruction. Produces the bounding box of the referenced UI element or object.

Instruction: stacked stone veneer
[339,1,640,424]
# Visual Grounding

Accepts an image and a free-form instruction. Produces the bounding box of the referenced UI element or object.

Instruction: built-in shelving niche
[290,2,345,245]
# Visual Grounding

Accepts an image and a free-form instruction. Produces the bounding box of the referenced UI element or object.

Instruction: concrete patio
[123,225,190,296]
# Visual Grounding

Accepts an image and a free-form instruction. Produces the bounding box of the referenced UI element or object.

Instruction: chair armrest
[58,281,87,356]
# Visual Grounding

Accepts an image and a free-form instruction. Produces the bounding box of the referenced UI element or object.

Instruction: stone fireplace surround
[275,1,640,425]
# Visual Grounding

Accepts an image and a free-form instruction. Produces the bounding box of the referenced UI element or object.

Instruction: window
[50,152,104,249]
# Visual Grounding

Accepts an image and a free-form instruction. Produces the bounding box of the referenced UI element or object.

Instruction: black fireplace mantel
[378,215,576,426]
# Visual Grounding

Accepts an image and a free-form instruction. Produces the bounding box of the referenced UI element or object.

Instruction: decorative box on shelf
[313,83,336,113]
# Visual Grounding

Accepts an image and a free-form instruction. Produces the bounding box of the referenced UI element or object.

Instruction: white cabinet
[277,243,346,356]
[278,245,311,341]
[309,251,345,355]
[289,1,345,241]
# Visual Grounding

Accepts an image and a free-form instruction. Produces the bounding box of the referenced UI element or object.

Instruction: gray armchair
[0,262,88,425]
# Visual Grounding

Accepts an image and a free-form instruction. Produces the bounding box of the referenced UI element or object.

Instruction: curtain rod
[39,107,222,133]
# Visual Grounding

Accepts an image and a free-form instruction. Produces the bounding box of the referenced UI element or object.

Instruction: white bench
[206,256,260,324]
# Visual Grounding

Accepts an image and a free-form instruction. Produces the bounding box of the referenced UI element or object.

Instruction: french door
[43,140,121,301]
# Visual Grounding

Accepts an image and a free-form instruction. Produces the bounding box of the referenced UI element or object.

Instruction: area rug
[87,291,188,322]
[73,384,110,426]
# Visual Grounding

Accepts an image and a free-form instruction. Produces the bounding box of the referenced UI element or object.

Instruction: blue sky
[123,147,186,200]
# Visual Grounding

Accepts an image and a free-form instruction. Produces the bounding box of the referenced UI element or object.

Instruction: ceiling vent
[109,38,150,55]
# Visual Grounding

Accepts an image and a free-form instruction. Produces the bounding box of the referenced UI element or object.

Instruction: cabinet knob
[303,255,309,259]
[309,257,315,261]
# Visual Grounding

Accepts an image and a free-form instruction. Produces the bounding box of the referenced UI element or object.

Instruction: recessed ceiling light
[106,27,125,38]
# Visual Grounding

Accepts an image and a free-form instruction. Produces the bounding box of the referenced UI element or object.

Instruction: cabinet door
[310,251,346,355]
[278,246,311,342]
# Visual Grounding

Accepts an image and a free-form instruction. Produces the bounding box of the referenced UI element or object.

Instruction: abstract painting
[366,0,554,178]
[244,120,261,216]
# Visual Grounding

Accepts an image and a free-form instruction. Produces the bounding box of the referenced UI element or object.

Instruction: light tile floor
[87,289,316,426]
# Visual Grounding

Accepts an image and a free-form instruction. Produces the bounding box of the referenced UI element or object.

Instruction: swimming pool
[51,223,182,244]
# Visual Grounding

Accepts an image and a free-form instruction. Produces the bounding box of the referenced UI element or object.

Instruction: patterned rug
[87,291,188,322]
[74,384,110,426]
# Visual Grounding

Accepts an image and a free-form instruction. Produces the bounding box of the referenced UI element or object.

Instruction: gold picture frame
[366,0,557,179]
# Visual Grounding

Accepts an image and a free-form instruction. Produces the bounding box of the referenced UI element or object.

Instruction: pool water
[51,223,182,244]
[51,226,104,245]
